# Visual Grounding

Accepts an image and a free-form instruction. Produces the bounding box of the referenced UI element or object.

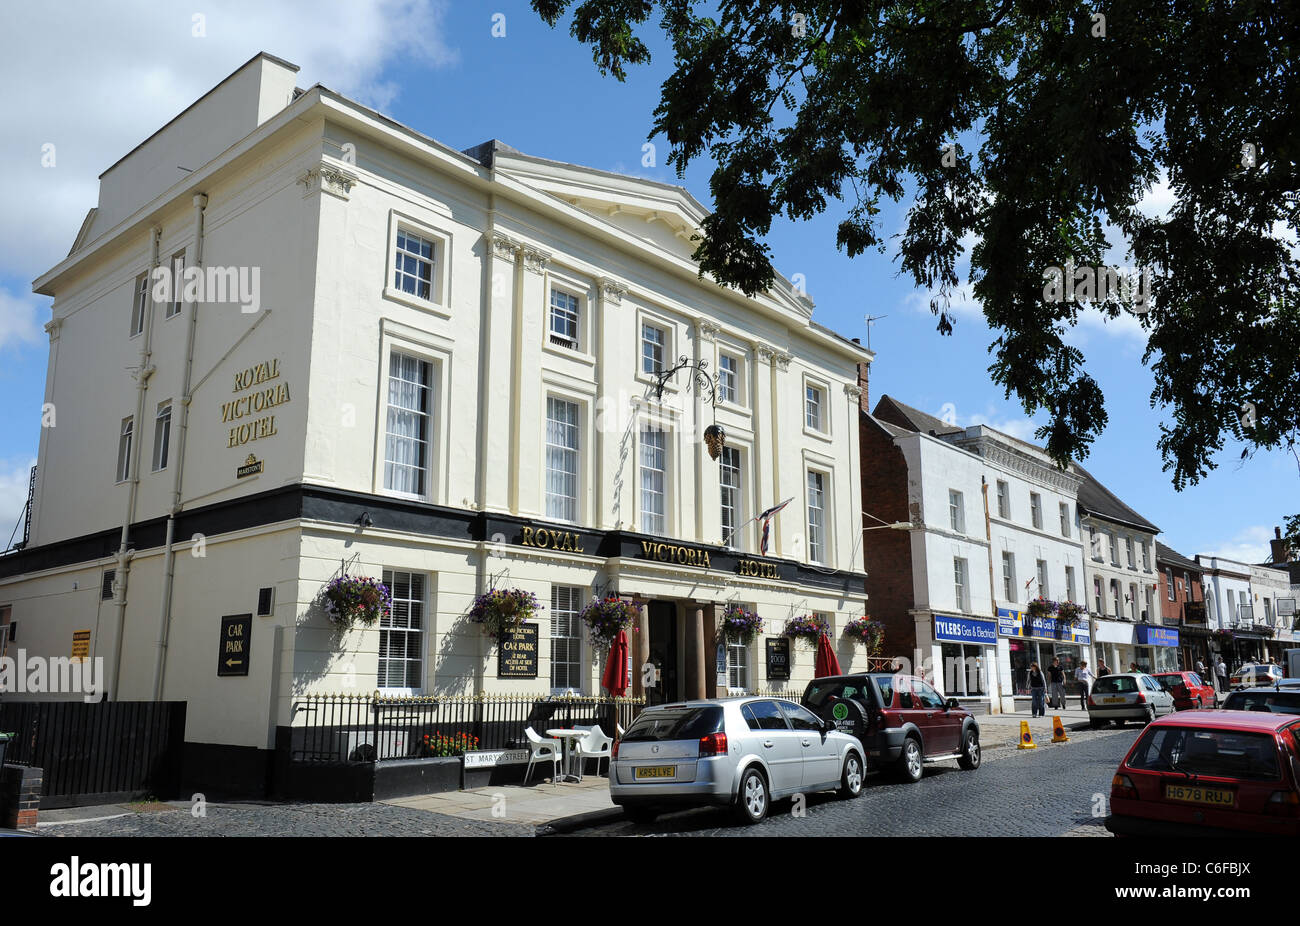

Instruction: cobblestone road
[42,801,533,838]
[560,725,1142,837]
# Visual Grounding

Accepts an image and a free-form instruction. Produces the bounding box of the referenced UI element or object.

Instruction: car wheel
[1143,705,1156,725]
[895,737,924,783]
[957,729,981,770]
[839,752,864,798]
[623,806,658,825]
[734,767,769,825]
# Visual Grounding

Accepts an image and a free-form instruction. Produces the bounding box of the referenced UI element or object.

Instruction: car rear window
[1128,726,1281,781]
[621,706,723,742]
[873,676,895,705]
[1153,675,1183,691]
[803,679,873,711]
[1095,676,1138,694]
[1223,691,1300,715]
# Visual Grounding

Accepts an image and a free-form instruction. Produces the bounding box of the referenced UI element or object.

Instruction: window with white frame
[1059,502,1070,537]
[1001,551,1016,602]
[1036,559,1049,598]
[152,401,172,472]
[996,480,1009,519]
[1093,576,1103,613]
[1065,565,1076,603]
[1166,568,1175,601]
[806,470,827,563]
[379,569,425,691]
[639,426,667,534]
[1142,541,1151,571]
[548,287,580,350]
[718,353,740,404]
[727,637,750,691]
[1126,536,1136,568]
[116,416,133,483]
[130,273,148,337]
[166,251,185,318]
[1129,583,1138,620]
[720,446,742,548]
[384,351,433,497]
[1111,579,1122,616]
[1090,527,1103,562]
[954,557,969,611]
[1030,493,1043,530]
[545,397,581,522]
[805,384,825,432]
[1109,532,1119,565]
[1144,585,1153,621]
[551,586,583,692]
[394,228,435,301]
[949,490,965,533]
[641,322,667,375]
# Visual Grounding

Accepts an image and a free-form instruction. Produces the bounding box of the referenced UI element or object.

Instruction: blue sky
[0,0,1291,562]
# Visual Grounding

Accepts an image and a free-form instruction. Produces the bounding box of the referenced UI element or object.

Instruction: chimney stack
[1271,526,1294,563]
[855,360,870,413]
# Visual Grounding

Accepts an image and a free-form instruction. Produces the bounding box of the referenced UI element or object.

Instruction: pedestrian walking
[1097,658,1111,678]
[1047,656,1067,710]
[1128,661,1139,673]
[1195,657,1207,680]
[1215,656,1229,693]
[1075,660,1094,710]
[1028,662,1047,717]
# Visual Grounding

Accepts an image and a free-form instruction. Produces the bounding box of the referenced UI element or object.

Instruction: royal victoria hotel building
[0,54,870,783]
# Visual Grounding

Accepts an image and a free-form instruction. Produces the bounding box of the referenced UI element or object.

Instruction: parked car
[1222,688,1300,715]
[801,673,981,783]
[1153,671,1217,710]
[1230,664,1284,690]
[609,697,865,825]
[1087,673,1176,727]
[1105,710,1300,836]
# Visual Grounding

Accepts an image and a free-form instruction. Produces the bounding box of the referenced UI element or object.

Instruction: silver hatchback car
[609,697,866,825]
[1087,673,1176,726]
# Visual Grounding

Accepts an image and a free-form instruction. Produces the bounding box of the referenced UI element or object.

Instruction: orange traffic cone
[1018,720,1037,749]
[1051,716,1069,743]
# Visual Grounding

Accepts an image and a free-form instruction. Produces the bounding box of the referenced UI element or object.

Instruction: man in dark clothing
[1047,657,1067,710]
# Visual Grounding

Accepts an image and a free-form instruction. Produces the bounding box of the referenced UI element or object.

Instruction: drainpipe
[152,193,206,701]
[981,476,1002,714]
[111,225,161,699]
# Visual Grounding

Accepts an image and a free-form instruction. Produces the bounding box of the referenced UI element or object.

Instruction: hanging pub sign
[217,614,252,677]
[498,622,539,679]
[766,637,791,680]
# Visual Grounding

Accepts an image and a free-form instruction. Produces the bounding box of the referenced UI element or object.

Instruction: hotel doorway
[646,600,679,705]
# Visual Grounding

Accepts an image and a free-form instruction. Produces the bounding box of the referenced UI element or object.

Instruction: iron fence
[288,693,645,764]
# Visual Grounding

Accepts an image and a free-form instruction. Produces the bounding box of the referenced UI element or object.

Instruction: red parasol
[601,629,630,696]
[815,631,842,678]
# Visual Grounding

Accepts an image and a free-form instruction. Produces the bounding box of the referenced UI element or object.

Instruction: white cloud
[0,286,46,350]
[1200,525,1273,565]
[1134,171,1174,220]
[0,0,457,278]
[0,457,37,551]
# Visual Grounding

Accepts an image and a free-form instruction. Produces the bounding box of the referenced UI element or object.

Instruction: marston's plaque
[218,614,252,677]
[237,454,263,478]
[498,622,539,679]
[766,637,791,681]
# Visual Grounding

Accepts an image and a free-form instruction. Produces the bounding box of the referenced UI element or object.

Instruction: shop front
[996,607,1092,712]
[931,614,998,712]
[1134,624,1180,673]
[1091,618,1136,675]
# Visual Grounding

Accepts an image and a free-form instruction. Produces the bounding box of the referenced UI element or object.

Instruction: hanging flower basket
[1057,600,1086,623]
[785,614,829,648]
[1211,628,1234,643]
[580,596,643,648]
[1026,597,1058,619]
[469,588,542,639]
[323,575,392,627]
[843,617,884,655]
[720,604,763,644]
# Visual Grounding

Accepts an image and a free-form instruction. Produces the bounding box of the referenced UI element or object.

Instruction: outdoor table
[546,728,589,783]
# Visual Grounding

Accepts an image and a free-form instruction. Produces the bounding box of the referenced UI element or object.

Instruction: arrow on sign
[225,658,243,668]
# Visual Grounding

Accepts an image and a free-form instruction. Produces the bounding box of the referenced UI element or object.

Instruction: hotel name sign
[222,358,291,449]
[518,526,782,579]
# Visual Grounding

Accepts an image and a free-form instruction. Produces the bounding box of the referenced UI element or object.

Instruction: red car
[1106,710,1300,837]
[1153,671,1217,710]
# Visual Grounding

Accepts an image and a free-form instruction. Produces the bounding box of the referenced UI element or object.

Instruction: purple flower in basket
[785,613,829,646]
[721,604,763,644]
[580,597,643,647]
[469,588,542,639]
[323,575,393,627]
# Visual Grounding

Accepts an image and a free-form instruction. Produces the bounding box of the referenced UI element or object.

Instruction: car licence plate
[1103,697,1126,703]
[634,765,676,780]
[1165,784,1235,807]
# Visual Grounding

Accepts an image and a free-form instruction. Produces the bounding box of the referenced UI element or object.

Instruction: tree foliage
[532,0,1300,507]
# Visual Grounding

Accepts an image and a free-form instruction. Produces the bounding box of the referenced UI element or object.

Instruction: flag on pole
[758,497,794,556]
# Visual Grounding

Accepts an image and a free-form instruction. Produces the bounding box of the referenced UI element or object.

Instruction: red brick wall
[859,413,915,661]
[1157,562,1202,623]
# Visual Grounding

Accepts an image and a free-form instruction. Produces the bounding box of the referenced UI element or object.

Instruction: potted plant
[580,596,643,648]
[322,574,392,627]
[720,604,763,644]
[842,617,884,655]
[1057,600,1085,623]
[468,587,542,639]
[1026,597,1058,619]
[784,613,829,648]
[417,731,479,757]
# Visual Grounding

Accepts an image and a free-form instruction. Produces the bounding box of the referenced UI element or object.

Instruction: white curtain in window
[546,398,580,521]
[640,427,666,534]
[385,353,430,495]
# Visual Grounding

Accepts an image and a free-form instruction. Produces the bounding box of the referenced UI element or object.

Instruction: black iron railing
[288,693,645,763]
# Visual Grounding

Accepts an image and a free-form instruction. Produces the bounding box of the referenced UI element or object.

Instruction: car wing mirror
[946,698,959,711]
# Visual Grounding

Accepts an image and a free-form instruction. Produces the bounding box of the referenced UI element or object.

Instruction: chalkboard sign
[766,637,791,680]
[498,622,539,678]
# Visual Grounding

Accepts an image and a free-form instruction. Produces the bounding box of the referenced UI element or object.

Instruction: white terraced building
[0,53,872,796]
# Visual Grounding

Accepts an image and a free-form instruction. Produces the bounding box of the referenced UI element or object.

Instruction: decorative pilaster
[599,278,626,304]
[696,320,720,341]
[522,246,550,274]
[44,318,63,342]
[773,350,793,371]
[844,383,863,400]
[300,162,357,200]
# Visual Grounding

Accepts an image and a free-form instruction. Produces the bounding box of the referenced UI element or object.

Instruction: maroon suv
[802,673,981,783]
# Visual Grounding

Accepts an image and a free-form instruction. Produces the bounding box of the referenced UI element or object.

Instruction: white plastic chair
[524,726,563,787]
[575,726,614,779]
